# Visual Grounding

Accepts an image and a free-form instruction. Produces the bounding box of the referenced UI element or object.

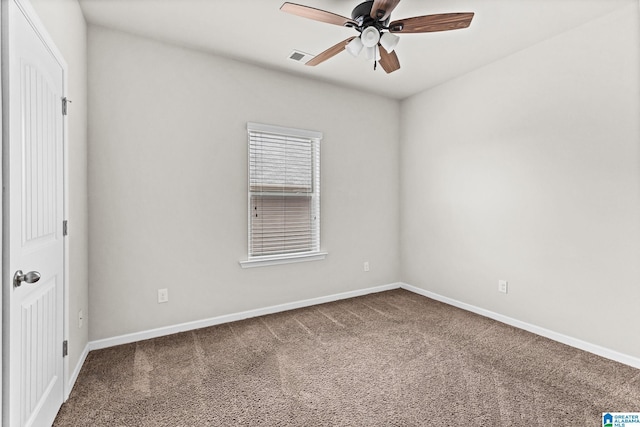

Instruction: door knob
[13,270,41,288]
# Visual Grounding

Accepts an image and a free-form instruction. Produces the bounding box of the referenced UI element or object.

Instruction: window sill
[239,252,328,269]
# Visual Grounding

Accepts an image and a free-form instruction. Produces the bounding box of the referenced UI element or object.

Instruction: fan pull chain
[374,61,377,71]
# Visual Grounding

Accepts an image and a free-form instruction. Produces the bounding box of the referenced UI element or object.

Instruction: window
[240,122,326,268]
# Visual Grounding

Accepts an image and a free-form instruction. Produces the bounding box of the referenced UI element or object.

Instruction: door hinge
[62,97,71,116]
[63,220,68,236]
[63,340,68,357]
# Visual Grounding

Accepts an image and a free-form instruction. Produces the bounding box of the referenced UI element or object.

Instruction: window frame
[240,122,327,268]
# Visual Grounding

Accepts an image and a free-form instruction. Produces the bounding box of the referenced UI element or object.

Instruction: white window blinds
[247,122,322,258]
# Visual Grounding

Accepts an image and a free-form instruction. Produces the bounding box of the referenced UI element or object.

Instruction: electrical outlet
[364,261,370,272]
[78,310,84,328]
[158,288,169,303]
[498,280,508,294]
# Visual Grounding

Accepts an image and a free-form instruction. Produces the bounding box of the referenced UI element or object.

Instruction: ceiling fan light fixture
[346,36,364,57]
[360,26,380,48]
[380,32,400,53]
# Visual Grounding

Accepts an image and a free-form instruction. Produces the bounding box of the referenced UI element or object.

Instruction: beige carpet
[54,289,640,426]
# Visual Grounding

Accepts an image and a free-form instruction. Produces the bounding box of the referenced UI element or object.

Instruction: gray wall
[400,4,640,358]
[29,0,89,379]
[87,26,401,340]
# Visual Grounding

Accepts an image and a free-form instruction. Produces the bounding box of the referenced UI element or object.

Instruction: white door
[5,0,66,426]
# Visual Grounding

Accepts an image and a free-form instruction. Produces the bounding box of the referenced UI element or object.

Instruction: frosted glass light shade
[346,37,364,57]
[380,32,400,52]
[361,26,380,48]
[365,45,381,61]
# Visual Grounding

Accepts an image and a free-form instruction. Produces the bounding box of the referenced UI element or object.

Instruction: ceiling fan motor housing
[351,0,390,29]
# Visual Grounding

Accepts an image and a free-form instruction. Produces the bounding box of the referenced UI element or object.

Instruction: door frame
[1,0,70,422]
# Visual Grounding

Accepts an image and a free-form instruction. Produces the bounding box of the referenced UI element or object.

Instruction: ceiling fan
[280,0,474,73]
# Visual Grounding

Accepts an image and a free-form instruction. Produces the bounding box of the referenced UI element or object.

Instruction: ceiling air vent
[288,50,314,64]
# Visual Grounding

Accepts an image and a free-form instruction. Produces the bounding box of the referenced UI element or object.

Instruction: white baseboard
[89,283,402,351]
[399,283,640,370]
[85,281,639,370]
[65,343,89,400]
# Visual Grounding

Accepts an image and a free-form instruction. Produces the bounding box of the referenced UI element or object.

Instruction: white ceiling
[78,0,634,100]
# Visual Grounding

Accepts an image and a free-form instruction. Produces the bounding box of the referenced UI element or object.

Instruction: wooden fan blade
[389,12,474,33]
[281,2,357,27]
[378,46,400,73]
[370,0,401,21]
[306,37,356,66]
